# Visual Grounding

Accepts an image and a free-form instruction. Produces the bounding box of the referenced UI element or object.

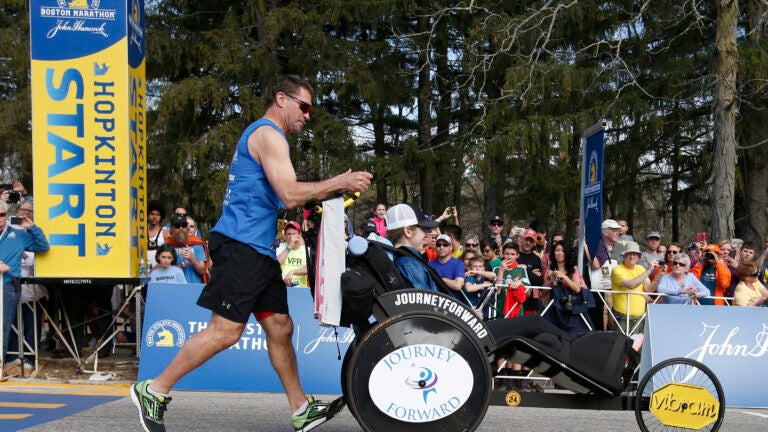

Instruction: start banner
[30,0,147,277]
[138,284,352,394]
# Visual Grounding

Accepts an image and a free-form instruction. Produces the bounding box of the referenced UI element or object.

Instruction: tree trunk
[711,0,739,242]
[417,16,434,212]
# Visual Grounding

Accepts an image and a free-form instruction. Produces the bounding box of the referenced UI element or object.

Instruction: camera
[704,251,716,260]
[1,184,21,204]
[448,207,454,215]
[560,294,574,312]
[10,216,22,225]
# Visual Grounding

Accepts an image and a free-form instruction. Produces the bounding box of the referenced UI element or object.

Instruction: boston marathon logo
[128,0,144,52]
[145,319,186,348]
[369,344,474,423]
[39,0,117,39]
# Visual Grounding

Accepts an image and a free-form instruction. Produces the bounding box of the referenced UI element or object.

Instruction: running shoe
[291,395,346,432]
[131,380,172,432]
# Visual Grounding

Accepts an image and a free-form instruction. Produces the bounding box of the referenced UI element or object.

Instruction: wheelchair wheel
[635,357,725,432]
[345,311,491,432]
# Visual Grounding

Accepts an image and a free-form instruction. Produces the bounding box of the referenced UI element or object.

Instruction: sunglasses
[490,222,503,227]
[464,243,478,248]
[666,250,679,255]
[173,222,188,229]
[671,261,687,267]
[0,213,6,217]
[750,272,759,277]
[175,213,187,217]
[285,93,313,114]
[436,243,451,248]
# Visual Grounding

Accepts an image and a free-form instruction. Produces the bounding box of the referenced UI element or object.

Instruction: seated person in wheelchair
[384,203,441,292]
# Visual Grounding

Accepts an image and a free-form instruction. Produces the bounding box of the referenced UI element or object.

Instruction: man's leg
[259,313,305,411]
[151,312,245,394]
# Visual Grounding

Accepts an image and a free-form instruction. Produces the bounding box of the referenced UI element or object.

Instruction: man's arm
[442,276,465,292]
[250,127,371,208]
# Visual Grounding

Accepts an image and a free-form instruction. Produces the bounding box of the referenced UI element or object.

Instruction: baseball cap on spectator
[621,241,642,255]
[359,220,377,236]
[490,215,504,225]
[436,234,452,244]
[601,219,621,230]
[703,244,721,254]
[687,241,698,250]
[283,220,301,232]
[171,214,188,227]
[646,231,661,239]
[522,228,537,240]
[386,203,439,231]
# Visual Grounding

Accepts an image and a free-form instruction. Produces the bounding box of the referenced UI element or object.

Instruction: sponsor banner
[30,0,146,277]
[138,284,352,393]
[582,128,604,262]
[643,304,768,407]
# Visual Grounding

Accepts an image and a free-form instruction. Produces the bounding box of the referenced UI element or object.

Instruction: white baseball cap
[385,203,439,231]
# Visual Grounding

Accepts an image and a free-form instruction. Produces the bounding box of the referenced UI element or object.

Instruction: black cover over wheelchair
[340,240,638,396]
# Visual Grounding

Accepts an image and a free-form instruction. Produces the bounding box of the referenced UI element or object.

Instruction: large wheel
[345,311,492,432]
[635,357,725,432]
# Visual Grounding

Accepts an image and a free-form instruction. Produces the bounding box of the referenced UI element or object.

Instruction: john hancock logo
[405,367,439,404]
[40,0,117,39]
[145,319,186,348]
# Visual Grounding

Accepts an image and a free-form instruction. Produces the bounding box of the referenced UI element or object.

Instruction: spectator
[146,200,168,266]
[276,221,308,287]
[386,203,440,291]
[486,215,505,250]
[368,202,388,237]
[150,244,187,284]
[479,238,502,273]
[530,222,550,273]
[429,234,466,302]
[495,242,528,319]
[609,241,660,334]
[589,219,626,330]
[422,227,439,262]
[690,244,731,306]
[0,200,50,367]
[617,219,634,243]
[517,228,544,315]
[0,180,32,205]
[652,242,682,281]
[657,244,667,258]
[544,240,593,333]
[463,256,494,308]
[717,240,739,299]
[464,234,480,254]
[358,219,377,239]
[733,261,768,306]
[442,224,464,259]
[638,231,664,269]
[687,241,701,268]
[758,234,768,288]
[656,254,709,305]
[5,202,47,373]
[165,207,202,238]
[738,241,757,266]
[164,214,208,284]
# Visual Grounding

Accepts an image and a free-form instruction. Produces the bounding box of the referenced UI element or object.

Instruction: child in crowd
[494,242,531,391]
[150,244,188,284]
[386,203,440,291]
[464,256,495,308]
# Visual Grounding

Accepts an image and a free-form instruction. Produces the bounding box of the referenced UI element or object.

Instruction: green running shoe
[131,380,172,432]
[291,395,346,432]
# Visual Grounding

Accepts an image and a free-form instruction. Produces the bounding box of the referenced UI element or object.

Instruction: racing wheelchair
[305,199,725,432]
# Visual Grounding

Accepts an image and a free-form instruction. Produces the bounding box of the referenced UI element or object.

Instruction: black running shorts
[196,232,289,324]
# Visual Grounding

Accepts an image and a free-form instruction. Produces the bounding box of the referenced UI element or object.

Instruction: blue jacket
[0,225,50,286]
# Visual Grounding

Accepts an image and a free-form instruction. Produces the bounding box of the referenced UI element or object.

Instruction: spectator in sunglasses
[164,214,209,284]
[651,242,682,280]
[657,254,709,304]
[733,261,768,306]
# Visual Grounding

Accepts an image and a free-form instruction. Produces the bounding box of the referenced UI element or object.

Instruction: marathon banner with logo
[643,304,768,407]
[138,284,352,393]
[30,0,147,277]
[580,124,605,261]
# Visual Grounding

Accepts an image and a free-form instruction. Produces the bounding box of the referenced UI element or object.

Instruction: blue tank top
[211,118,286,259]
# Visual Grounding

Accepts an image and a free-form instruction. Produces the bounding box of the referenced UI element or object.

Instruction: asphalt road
[17,390,768,432]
